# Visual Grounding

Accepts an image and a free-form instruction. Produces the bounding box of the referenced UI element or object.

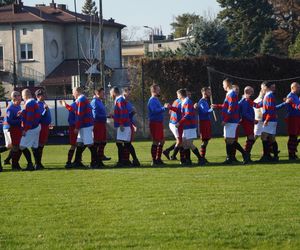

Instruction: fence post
[141,61,146,135]
[54,99,58,127]
[207,66,218,122]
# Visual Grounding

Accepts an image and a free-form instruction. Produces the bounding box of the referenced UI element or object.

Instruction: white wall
[64,24,121,69]
[0,25,13,64]
[43,23,65,77]
[103,27,121,68]
[0,22,123,87]
[15,24,45,78]
[0,23,45,84]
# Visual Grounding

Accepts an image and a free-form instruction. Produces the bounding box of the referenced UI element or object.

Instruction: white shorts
[169,123,179,138]
[116,126,131,142]
[223,123,238,138]
[182,128,197,140]
[3,129,12,147]
[77,126,94,145]
[262,121,277,135]
[20,125,41,149]
[254,121,264,136]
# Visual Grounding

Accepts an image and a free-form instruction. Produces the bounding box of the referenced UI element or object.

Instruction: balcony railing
[0,59,45,84]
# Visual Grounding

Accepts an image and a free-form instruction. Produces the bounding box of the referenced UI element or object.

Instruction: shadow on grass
[37,159,300,170]
[1,159,298,173]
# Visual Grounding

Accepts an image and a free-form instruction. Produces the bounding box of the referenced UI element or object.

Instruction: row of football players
[0,87,141,171]
[1,80,299,171]
[0,89,51,171]
[148,80,300,166]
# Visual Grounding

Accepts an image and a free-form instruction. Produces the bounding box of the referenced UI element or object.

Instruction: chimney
[12,0,23,13]
[50,0,56,9]
[57,4,67,11]
[16,0,23,6]
[108,18,115,23]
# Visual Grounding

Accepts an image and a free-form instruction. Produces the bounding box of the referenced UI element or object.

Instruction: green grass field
[0,137,299,249]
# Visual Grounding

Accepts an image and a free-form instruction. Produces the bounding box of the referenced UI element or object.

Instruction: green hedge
[131,55,300,103]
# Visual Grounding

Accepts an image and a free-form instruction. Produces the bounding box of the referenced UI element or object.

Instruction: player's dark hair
[150,84,159,92]
[123,87,131,93]
[223,78,233,86]
[111,86,120,95]
[178,88,187,98]
[264,81,274,88]
[95,88,104,94]
[201,87,210,93]
[73,87,83,94]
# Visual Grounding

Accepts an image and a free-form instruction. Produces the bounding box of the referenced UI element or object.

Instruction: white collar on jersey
[115,95,123,104]
[76,94,84,102]
[25,98,34,105]
[227,89,234,95]
[182,97,189,104]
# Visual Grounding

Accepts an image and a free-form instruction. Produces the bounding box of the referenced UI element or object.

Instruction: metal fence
[0,63,294,145]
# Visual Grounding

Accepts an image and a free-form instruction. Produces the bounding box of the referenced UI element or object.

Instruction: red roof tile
[0,4,125,28]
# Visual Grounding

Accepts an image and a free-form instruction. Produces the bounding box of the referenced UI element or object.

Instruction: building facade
[0,1,125,97]
[122,36,190,67]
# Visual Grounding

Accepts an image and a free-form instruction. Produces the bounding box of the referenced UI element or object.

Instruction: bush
[0,81,8,99]
[130,55,300,104]
[289,33,300,58]
[260,32,280,56]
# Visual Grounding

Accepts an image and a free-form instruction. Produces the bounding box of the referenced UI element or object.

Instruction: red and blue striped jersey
[169,99,182,124]
[147,96,166,122]
[22,98,41,132]
[3,103,22,129]
[75,95,93,129]
[114,95,130,128]
[222,90,240,123]
[262,91,277,122]
[179,97,197,129]
[286,92,300,117]
[198,98,212,121]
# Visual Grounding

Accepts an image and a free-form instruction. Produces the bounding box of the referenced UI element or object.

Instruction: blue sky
[25,0,221,37]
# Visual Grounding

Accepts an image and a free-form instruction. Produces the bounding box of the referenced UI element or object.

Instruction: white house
[122,36,191,67]
[0,1,125,97]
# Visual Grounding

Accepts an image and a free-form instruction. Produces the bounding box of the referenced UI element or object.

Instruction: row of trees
[167,0,300,58]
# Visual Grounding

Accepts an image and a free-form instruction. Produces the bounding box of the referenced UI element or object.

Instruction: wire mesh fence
[1,57,299,144]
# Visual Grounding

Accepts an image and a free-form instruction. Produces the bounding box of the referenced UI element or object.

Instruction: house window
[50,40,59,58]
[21,80,34,87]
[20,44,33,60]
[22,28,27,35]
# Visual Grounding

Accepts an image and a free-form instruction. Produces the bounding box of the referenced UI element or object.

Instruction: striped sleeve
[263,94,276,122]
[23,102,35,132]
[114,97,129,126]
